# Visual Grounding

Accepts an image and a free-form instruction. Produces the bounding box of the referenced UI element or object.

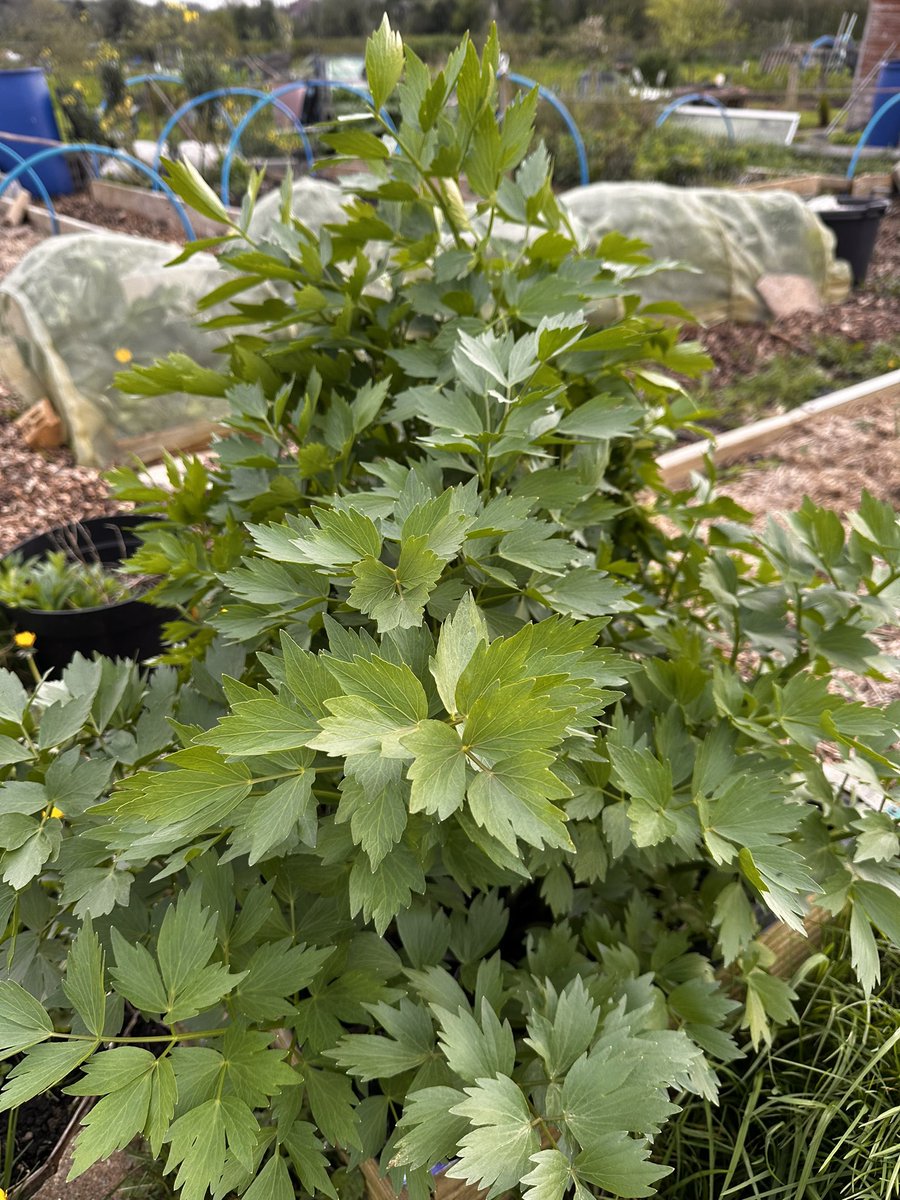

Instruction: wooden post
[786,60,800,109]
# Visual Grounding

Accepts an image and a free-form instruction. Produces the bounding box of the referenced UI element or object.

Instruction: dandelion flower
[114,347,133,364]
[14,631,36,648]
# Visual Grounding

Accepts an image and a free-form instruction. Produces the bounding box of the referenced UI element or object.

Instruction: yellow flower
[114,347,133,364]
[45,807,64,821]
[14,631,36,648]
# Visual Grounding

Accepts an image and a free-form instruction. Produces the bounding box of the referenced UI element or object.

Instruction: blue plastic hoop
[0,141,61,234]
[655,93,736,144]
[847,93,900,179]
[502,72,589,187]
[0,145,196,239]
[152,86,313,187]
[219,79,395,204]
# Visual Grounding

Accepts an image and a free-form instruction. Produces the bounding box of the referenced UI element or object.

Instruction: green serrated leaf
[63,916,106,1037]
[0,981,53,1056]
[448,1075,541,1200]
[0,1040,97,1114]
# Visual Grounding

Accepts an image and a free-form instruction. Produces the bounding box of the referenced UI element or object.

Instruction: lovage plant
[0,19,898,1200]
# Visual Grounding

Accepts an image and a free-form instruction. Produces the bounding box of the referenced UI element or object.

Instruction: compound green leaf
[348,841,426,934]
[350,537,444,632]
[63,916,106,1037]
[403,721,468,820]
[0,1040,97,1114]
[234,940,334,1021]
[522,1149,572,1200]
[574,1133,671,1199]
[431,592,489,714]
[338,775,408,868]
[393,1085,469,1169]
[228,767,317,865]
[0,980,53,1055]
[243,1153,295,1200]
[196,699,319,757]
[467,752,572,854]
[69,1050,157,1179]
[366,14,404,112]
[433,999,515,1083]
[448,1075,540,1200]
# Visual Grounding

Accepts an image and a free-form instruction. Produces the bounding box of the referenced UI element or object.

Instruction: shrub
[540,95,655,186]
[635,51,680,87]
[634,125,749,187]
[0,19,898,1200]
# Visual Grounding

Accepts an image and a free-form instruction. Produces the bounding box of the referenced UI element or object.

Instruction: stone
[757,273,824,319]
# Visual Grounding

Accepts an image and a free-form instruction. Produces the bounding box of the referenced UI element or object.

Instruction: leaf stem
[54,1027,228,1044]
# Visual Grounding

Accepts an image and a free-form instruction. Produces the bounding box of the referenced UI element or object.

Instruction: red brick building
[848,0,900,126]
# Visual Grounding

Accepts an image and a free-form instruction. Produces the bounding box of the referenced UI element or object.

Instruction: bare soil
[53,193,179,243]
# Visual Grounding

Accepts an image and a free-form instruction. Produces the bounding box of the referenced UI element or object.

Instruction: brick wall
[848,0,900,127]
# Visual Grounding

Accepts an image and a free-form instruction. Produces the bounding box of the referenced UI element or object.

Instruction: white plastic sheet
[0,233,228,466]
[560,182,851,323]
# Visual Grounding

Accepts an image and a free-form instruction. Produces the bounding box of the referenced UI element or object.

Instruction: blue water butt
[868,59,900,147]
[0,67,73,195]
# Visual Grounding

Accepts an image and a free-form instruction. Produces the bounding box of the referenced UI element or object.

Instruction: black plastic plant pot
[814,194,890,288]
[0,514,177,676]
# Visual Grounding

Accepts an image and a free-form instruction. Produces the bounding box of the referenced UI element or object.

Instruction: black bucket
[0,514,177,675]
[813,194,889,287]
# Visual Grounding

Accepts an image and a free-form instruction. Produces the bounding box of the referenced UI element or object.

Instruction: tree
[646,0,742,61]
[98,0,136,40]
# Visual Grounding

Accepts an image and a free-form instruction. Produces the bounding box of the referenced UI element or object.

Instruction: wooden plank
[735,173,845,196]
[115,418,222,463]
[657,368,900,488]
[0,195,106,237]
[90,179,240,238]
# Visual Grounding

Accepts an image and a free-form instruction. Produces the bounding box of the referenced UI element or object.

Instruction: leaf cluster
[0,18,897,1200]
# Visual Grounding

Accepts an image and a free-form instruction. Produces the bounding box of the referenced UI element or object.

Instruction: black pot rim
[0,513,160,620]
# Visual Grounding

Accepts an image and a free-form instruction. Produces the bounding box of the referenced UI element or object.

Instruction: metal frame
[218,79,395,204]
[0,145,195,238]
[151,86,313,185]
[847,92,900,179]
[502,71,590,187]
[0,141,61,233]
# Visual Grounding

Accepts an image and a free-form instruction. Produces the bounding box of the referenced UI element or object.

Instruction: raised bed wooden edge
[657,367,900,489]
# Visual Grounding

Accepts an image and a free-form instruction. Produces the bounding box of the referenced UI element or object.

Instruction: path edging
[657,368,900,487]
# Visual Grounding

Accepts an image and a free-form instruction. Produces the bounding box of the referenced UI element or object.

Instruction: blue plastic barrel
[868,59,900,147]
[0,68,73,194]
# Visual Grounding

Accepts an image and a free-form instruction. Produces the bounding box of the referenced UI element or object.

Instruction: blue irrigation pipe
[152,86,313,186]
[0,145,196,239]
[219,79,395,204]
[0,141,61,234]
[655,92,736,144]
[503,71,589,187]
[847,92,900,179]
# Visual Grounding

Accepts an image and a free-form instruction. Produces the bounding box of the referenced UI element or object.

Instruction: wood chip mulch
[0,226,119,555]
[718,394,900,518]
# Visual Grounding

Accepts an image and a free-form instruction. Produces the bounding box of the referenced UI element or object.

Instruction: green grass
[655,929,900,1199]
[700,335,900,431]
